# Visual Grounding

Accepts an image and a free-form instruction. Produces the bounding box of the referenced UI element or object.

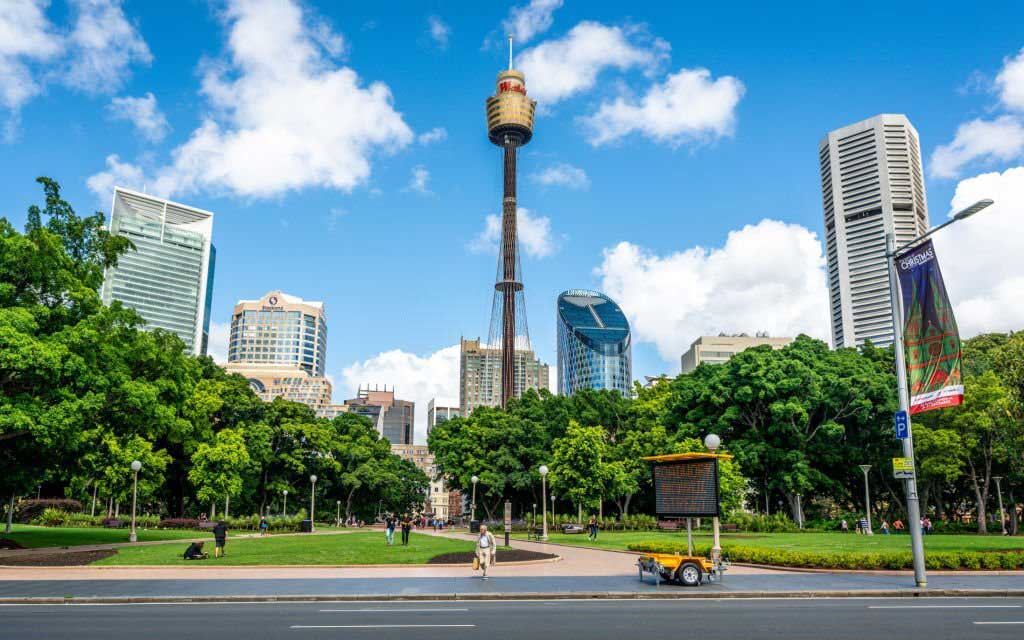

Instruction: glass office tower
[556,289,632,397]
[101,187,215,355]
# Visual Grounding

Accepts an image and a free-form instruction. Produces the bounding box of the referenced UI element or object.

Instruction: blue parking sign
[894,411,909,439]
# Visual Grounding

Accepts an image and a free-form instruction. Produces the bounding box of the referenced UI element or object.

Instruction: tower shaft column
[500,139,519,408]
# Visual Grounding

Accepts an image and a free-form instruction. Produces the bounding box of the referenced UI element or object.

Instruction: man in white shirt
[475,525,497,579]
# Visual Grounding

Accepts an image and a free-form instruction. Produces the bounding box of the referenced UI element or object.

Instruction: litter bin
[300,519,313,533]
[469,519,481,533]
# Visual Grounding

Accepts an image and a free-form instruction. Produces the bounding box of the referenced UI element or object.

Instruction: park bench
[658,520,680,530]
[103,520,125,528]
[722,523,739,532]
[526,526,544,540]
[198,521,217,530]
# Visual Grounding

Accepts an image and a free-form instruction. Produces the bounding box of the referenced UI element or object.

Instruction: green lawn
[94,531,476,566]
[515,531,1024,555]
[3,525,211,549]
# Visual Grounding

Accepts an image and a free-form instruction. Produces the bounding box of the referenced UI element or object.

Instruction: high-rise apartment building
[556,290,632,397]
[459,337,550,416]
[680,334,794,373]
[227,291,327,376]
[339,386,415,445]
[101,187,215,355]
[819,114,930,348]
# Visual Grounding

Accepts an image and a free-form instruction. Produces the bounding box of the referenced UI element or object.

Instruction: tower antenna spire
[508,33,514,70]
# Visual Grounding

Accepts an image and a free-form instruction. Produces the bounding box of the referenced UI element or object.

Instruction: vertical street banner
[896,239,964,414]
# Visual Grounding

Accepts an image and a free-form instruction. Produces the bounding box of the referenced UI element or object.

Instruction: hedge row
[32,509,160,529]
[627,541,1024,571]
[14,499,83,522]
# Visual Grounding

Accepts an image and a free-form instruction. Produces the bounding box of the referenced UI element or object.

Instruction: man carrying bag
[474,525,497,579]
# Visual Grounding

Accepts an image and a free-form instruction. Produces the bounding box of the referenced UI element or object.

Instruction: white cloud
[503,0,562,44]
[470,207,558,258]
[85,153,147,195]
[996,47,1024,111]
[596,219,829,363]
[62,0,151,94]
[0,0,61,113]
[581,67,744,147]
[930,116,1024,179]
[417,126,447,145]
[517,21,668,105]
[107,92,168,142]
[408,165,431,194]
[88,0,413,199]
[341,344,461,444]
[205,321,231,364]
[934,166,1024,337]
[530,162,589,189]
[426,15,450,49]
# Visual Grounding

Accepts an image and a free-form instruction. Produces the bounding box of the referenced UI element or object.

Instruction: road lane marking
[292,624,475,629]
[319,608,469,612]
[974,621,1024,625]
[871,605,1021,609]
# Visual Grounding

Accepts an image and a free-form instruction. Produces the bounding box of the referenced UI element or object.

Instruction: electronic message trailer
[643,452,732,518]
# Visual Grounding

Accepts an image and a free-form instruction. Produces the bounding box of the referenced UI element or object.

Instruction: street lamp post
[282,489,288,517]
[309,475,317,533]
[539,465,549,540]
[886,198,993,587]
[336,500,341,527]
[858,465,873,535]
[532,503,537,529]
[993,476,1007,535]
[704,435,722,564]
[128,460,141,543]
[470,475,479,524]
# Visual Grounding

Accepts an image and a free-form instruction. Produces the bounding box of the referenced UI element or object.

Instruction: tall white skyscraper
[101,188,216,355]
[818,114,930,348]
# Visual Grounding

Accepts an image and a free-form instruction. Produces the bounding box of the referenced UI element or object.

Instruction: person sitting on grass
[213,521,228,558]
[183,541,208,560]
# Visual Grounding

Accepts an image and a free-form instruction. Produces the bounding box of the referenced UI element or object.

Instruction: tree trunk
[224,495,230,519]
[107,497,113,518]
[114,502,119,519]
[345,487,357,522]
[210,501,216,520]
[785,492,803,524]
[1009,488,1019,536]
[5,493,14,535]
[90,483,97,517]
[969,461,989,534]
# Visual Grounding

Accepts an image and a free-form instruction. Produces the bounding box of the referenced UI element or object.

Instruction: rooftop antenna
[508,33,514,70]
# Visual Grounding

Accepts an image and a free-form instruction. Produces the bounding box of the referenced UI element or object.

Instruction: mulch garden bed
[428,548,557,564]
[0,538,26,550]
[0,550,116,566]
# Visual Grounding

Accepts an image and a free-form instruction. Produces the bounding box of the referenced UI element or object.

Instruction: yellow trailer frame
[637,552,718,586]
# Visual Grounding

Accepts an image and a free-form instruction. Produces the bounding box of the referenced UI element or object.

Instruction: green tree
[550,421,622,518]
[188,428,251,518]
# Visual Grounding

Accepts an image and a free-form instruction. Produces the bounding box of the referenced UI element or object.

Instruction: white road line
[319,608,469,612]
[974,621,1024,625]
[871,605,1021,609]
[292,624,475,629]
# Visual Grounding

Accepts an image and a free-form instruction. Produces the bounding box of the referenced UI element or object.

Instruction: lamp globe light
[471,475,479,484]
[539,465,548,476]
[310,475,317,483]
[704,434,721,452]
[130,460,142,472]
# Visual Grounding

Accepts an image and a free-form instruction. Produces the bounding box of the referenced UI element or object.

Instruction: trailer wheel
[676,562,702,586]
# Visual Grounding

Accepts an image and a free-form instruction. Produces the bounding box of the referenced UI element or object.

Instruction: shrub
[159,518,199,529]
[14,499,82,523]
[726,513,801,533]
[981,553,1004,570]
[34,508,69,527]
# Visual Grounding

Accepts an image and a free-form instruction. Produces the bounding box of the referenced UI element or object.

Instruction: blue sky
[3,0,1024,441]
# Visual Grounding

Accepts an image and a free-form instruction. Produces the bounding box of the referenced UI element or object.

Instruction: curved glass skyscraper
[557,290,632,397]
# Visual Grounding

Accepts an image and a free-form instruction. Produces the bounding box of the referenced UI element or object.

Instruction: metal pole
[994,477,1007,535]
[541,475,548,540]
[860,465,873,535]
[129,471,139,543]
[887,231,927,587]
[283,492,287,517]
[686,518,693,557]
[471,482,477,523]
[310,481,316,533]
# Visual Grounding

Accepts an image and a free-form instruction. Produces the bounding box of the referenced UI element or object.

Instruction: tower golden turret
[485,36,536,408]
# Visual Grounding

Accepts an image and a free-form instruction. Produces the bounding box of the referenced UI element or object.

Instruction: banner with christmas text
[897,239,964,414]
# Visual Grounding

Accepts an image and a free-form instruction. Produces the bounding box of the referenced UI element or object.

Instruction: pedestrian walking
[881,520,890,535]
[840,519,849,533]
[587,516,598,541]
[212,520,228,558]
[259,515,269,537]
[401,513,413,546]
[475,524,497,579]
[384,513,396,545]
[893,519,904,534]
[859,517,869,535]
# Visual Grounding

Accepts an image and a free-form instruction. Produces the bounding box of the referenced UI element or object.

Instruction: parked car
[561,523,586,534]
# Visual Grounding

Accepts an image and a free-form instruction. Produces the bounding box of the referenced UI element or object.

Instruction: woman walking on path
[384,514,396,545]
[475,525,497,579]
[587,516,598,541]
[400,513,413,546]
[212,521,227,558]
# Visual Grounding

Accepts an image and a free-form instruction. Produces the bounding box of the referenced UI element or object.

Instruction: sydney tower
[486,36,537,408]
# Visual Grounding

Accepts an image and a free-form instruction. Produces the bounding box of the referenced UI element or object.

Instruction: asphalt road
[3,598,1024,639]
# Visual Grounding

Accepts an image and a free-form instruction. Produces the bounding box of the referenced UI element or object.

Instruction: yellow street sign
[892,457,915,479]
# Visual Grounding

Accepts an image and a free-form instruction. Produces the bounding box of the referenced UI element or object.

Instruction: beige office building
[390,444,448,517]
[680,335,794,373]
[223,290,335,414]
[459,337,550,416]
